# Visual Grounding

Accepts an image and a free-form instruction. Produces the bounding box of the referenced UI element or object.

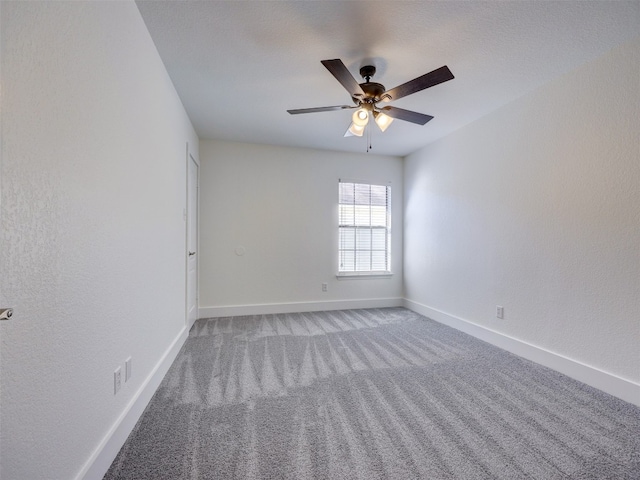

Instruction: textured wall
[404,37,640,382]
[0,2,198,479]
[198,140,403,309]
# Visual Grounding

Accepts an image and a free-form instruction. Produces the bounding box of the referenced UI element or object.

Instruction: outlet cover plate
[125,357,132,382]
[114,367,122,394]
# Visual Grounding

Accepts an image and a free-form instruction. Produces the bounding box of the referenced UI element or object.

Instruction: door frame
[185,142,200,329]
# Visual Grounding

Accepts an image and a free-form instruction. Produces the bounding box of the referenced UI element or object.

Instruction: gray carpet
[104,308,640,479]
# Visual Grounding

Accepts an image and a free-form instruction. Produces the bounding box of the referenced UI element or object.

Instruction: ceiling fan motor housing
[354,82,386,103]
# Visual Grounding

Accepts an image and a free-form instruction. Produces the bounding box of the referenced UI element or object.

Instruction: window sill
[336,272,393,279]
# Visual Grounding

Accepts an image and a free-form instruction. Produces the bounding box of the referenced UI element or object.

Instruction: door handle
[189,251,196,256]
[0,308,13,321]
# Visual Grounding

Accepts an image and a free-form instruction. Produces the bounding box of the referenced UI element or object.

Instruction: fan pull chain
[366,126,369,153]
[363,125,368,153]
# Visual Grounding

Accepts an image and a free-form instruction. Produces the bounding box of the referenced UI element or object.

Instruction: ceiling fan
[287,59,454,137]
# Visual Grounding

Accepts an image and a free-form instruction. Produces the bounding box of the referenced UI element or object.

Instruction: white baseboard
[76,326,189,480]
[199,297,404,319]
[404,299,640,407]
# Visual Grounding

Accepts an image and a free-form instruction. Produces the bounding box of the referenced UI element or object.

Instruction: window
[338,180,391,275]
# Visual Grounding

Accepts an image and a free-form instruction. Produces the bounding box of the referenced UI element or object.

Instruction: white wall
[0,2,198,479]
[404,38,640,385]
[199,140,403,315]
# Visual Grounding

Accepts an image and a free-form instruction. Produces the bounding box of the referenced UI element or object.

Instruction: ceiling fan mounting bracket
[359,65,376,82]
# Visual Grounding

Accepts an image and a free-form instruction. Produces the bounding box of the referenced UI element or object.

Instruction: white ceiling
[135,1,640,157]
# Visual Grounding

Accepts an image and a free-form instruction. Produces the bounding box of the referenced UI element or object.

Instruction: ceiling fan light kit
[287,59,454,146]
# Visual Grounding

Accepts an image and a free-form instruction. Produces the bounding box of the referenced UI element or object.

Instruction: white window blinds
[338,181,391,274]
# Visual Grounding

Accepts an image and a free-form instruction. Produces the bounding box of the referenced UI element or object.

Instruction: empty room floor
[105,308,640,479]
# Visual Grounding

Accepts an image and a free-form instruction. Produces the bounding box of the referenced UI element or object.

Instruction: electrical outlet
[125,357,132,382]
[322,283,328,292]
[114,367,122,394]
[496,305,504,319]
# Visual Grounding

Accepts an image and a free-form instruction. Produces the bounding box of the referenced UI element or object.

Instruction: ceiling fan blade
[382,65,454,102]
[321,59,365,98]
[287,105,356,115]
[381,106,434,125]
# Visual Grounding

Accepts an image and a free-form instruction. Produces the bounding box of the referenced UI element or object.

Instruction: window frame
[337,179,392,277]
